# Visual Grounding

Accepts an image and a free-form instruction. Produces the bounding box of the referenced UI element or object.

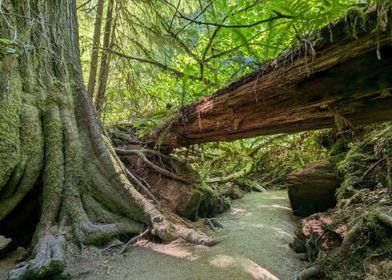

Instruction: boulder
[287,160,341,217]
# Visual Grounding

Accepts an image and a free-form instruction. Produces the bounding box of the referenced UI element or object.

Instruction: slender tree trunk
[95,0,114,114]
[0,1,211,279]
[87,0,105,100]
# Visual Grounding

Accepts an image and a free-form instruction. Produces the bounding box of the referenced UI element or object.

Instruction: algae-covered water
[69,190,304,280]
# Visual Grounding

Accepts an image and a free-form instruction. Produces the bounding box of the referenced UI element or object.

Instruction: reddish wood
[147,14,392,148]
[287,160,341,217]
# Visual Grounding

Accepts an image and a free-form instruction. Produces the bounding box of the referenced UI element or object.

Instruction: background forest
[76,0,367,183]
[76,3,392,277]
[0,0,391,279]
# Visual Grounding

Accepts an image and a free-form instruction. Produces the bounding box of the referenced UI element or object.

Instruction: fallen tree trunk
[287,160,341,217]
[147,10,392,148]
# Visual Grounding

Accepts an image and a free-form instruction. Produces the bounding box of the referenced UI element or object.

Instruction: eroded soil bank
[64,191,303,280]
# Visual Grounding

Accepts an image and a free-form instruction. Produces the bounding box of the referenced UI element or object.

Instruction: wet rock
[0,235,12,250]
[287,160,341,217]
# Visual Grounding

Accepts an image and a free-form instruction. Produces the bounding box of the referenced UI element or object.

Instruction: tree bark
[86,0,104,100]
[146,11,392,148]
[95,0,115,114]
[0,1,211,279]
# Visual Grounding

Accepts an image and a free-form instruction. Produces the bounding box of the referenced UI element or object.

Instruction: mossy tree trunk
[0,1,210,279]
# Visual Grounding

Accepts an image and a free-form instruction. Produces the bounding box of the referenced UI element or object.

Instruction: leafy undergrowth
[108,124,329,219]
[175,131,328,197]
[293,123,392,279]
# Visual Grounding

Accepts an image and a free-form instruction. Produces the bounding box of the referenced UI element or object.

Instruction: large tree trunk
[0,1,211,279]
[146,10,392,148]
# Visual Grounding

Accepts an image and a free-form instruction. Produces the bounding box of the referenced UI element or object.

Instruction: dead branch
[360,158,385,181]
[203,218,216,231]
[103,48,215,86]
[124,167,160,205]
[116,148,189,183]
[117,148,172,162]
[118,228,150,255]
[179,11,293,28]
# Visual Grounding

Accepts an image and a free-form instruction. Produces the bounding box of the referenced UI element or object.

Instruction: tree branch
[116,148,190,183]
[103,48,215,86]
[179,12,293,28]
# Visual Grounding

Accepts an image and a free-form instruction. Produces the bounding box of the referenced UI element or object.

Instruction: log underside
[147,13,392,148]
[287,160,342,217]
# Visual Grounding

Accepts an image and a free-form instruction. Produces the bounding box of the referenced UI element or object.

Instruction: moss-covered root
[8,234,65,280]
[175,226,218,246]
[339,210,392,256]
[340,220,363,254]
[296,266,321,280]
[0,103,44,220]
[376,211,392,229]
[0,55,22,192]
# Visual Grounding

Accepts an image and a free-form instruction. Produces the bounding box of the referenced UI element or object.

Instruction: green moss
[335,125,392,203]
[0,102,44,220]
[180,188,203,220]
[30,105,65,243]
[196,182,231,218]
[344,6,367,39]
[0,55,22,190]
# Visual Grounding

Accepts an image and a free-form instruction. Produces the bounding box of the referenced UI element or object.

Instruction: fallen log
[146,10,392,148]
[206,159,253,183]
[287,160,341,217]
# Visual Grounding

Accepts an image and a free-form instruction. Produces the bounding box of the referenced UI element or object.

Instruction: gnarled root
[340,220,362,254]
[175,227,218,246]
[376,211,392,229]
[296,266,321,280]
[8,234,65,280]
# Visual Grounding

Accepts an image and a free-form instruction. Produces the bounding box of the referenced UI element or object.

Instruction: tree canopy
[77,0,364,129]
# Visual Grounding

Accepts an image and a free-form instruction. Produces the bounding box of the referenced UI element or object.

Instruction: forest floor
[65,190,304,280]
[0,191,304,280]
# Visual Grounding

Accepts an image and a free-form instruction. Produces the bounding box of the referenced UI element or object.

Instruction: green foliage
[0,37,16,55]
[174,131,328,190]
[76,1,392,194]
[77,0,364,127]
[336,123,392,202]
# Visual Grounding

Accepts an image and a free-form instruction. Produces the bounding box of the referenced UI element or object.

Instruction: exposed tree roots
[0,1,214,279]
[118,228,150,255]
[8,234,66,280]
[115,148,190,183]
[296,266,321,280]
[376,211,392,229]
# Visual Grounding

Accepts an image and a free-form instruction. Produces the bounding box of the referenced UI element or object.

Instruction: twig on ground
[118,228,150,255]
